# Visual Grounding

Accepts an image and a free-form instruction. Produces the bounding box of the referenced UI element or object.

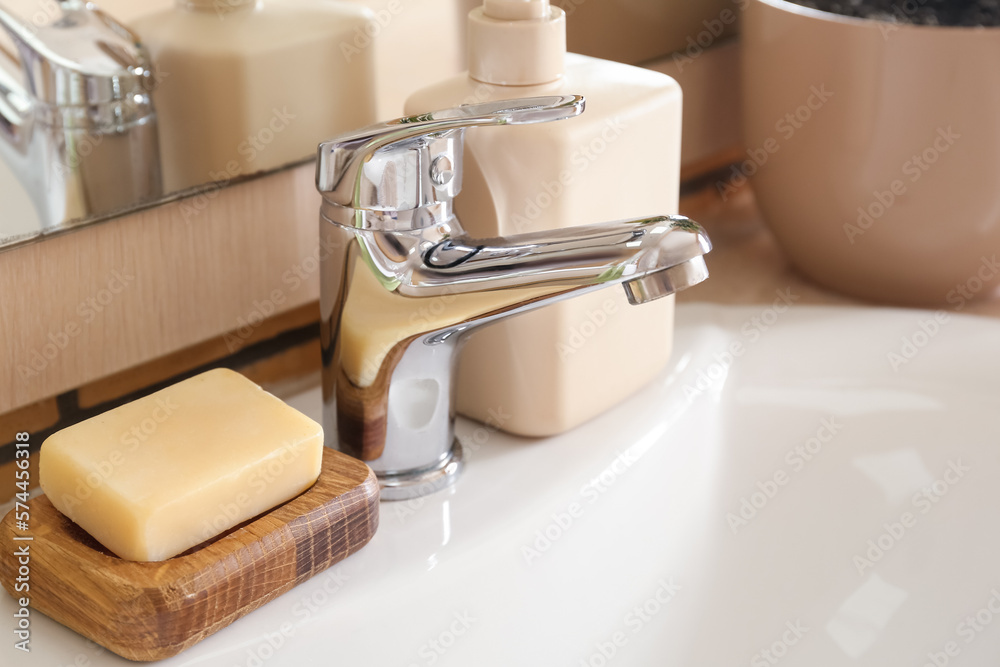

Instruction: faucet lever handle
[316,95,585,212]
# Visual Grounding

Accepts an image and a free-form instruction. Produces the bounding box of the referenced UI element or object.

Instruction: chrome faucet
[316,96,711,500]
[0,0,161,240]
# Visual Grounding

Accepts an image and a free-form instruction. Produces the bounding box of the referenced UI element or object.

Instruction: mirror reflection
[0,0,162,246]
[0,0,381,249]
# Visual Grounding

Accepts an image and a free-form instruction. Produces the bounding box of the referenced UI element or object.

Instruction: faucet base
[377,440,465,501]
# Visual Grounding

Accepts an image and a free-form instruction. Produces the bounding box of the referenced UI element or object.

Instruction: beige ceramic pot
[742,0,1000,306]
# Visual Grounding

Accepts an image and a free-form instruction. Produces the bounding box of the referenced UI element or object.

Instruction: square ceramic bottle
[132,0,378,193]
[405,0,683,437]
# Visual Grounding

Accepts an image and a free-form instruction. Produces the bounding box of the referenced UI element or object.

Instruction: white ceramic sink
[7,303,1000,666]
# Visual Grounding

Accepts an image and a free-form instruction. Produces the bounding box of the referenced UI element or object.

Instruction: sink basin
[6,303,1000,665]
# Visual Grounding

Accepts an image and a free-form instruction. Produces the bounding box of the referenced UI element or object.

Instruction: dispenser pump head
[468,0,566,86]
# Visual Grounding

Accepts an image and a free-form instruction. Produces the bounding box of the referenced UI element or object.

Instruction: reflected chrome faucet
[0,1,161,241]
[317,96,711,500]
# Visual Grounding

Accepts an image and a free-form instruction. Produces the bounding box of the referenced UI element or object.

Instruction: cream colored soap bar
[39,369,323,562]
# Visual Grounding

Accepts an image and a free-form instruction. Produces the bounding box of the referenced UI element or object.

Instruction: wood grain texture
[0,449,378,662]
[75,301,320,410]
[0,162,321,416]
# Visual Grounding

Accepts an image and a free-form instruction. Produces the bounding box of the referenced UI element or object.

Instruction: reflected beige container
[133,0,378,194]
[743,0,1000,306]
[406,0,682,437]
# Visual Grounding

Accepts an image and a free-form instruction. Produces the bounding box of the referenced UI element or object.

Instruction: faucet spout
[393,215,711,298]
[624,257,710,305]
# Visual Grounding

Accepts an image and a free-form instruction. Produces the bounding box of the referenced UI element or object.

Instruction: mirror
[0,0,179,248]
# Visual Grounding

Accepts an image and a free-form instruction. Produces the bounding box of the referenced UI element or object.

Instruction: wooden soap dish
[0,449,379,662]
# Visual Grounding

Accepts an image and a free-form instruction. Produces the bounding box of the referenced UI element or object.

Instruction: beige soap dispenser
[405,0,684,437]
[132,0,378,193]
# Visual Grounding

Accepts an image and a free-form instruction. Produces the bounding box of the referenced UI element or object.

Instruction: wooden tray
[0,449,379,661]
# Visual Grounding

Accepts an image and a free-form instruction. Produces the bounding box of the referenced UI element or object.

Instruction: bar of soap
[39,369,323,562]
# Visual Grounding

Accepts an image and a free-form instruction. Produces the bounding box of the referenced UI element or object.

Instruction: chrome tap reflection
[0,1,161,244]
[317,96,712,500]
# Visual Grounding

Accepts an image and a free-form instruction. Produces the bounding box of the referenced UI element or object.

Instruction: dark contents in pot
[789,0,1000,26]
